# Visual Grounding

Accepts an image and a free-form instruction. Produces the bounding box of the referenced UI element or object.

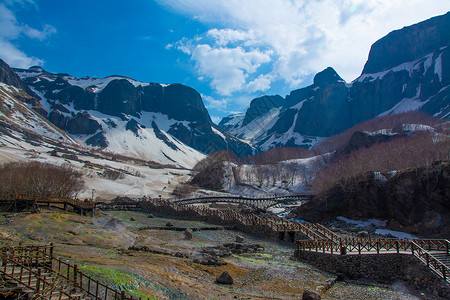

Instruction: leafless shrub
[312,132,450,194]
[0,161,85,198]
[172,183,197,197]
[101,168,125,180]
[238,147,316,165]
[315,111,443,154]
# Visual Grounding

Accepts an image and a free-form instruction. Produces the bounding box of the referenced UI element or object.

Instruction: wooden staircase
[0,244,139,300]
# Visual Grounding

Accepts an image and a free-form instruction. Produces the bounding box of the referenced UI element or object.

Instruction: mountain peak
[362,12,450,74]
[313,67,345,87]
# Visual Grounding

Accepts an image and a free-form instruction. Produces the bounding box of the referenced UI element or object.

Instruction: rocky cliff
[219,12,450,150]
[296,161,450,238]
[6,63,253,163]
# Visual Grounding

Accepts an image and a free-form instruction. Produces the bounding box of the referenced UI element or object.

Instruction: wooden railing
[0,244,139,299]
[143,197,450,285]
[0,193,95,211]
[411,241,450,283]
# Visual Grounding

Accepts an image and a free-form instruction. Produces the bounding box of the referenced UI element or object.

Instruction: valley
[0,208,424,299]
[0,6,450,300]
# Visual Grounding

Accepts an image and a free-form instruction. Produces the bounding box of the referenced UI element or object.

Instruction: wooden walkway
[0,194,95,216]
[143,197,450,285]
[0,244,140,299]
[171,194,312,211]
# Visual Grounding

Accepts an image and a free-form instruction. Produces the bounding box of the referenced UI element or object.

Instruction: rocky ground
[0,209,422,299]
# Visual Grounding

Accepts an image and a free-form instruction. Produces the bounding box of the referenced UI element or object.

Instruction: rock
[147,213,154,218]
[130,217,136,221]
[184,228,193,240]
[66,112,101,135]
[216,270,233,285]
[235,235,245,243]
[166,222,174,227]
[302,289,321,300]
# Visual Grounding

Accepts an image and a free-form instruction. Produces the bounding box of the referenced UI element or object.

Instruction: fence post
[73,264,78,287]
[443,265,446,281]
[121,290,126,300]
[37,268,42,292]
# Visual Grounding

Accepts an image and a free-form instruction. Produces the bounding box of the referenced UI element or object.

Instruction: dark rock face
[159,84,211,124]
[313,67,344,87]
[220,13,450,147]
[140,83,164,112]
[67,112,101,135]
[293,70,351,137]
[85,132,108,148]
[125,119,141,137]
[6,59,252,157]
[151,121,179,151]
[340,131,400,155]
[48,110,68,130]
[296,161,450,238]
[55,86,95,110]
[0,59,36,97]
[273,67,351,137]
[242,95,283,126]
[362,12,450,74]
[98,79,141,117]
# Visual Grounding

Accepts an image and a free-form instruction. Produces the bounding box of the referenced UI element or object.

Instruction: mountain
[1,61,254,167]
[219,12,450,150]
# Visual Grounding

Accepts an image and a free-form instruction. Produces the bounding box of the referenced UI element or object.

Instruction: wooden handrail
[1,244,139,300]
[411,241,450,283]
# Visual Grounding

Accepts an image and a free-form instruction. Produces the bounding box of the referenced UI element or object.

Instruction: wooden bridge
[0,244,140,299]
[0,194,95,216]
[170,194,312,211]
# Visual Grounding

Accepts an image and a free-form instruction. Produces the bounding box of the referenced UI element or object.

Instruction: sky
[1,0,450,123]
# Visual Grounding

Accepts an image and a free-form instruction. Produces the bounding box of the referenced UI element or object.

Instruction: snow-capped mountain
[219,12,450,150]
[1,60,254,168]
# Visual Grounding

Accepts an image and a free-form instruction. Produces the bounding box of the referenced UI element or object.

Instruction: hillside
[296,161,450,238]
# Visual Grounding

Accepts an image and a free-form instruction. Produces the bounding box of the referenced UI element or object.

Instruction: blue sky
[1,0,450,123]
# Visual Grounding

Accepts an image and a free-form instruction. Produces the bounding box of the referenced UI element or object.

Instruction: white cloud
[0,39,43,68]
[187,43,272,95]
[0,3,55,68]
[245,74,273,93]
[160,0,450,92]
[210,116,221,124]
[202,94,229,110]
[207,28,257,47]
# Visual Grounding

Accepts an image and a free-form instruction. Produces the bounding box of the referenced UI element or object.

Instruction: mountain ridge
[219,12,450,151]
[0,62,255,167]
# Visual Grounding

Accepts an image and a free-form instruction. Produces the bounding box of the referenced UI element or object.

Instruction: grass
[79,264,157,299]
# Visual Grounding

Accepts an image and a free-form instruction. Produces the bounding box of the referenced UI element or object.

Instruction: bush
[0,161,85,198]
[312,132,450,194]
[101,168,125,180]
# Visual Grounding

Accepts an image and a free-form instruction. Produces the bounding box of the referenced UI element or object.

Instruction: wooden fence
[0,244,140,299]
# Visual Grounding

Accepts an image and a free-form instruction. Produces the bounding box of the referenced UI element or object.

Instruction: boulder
[302,289,321,300]
[235,235,245,243]
[184,228,193,240]
[166,222,174,227]
[147,213,154,218]
[216,270,233,285]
